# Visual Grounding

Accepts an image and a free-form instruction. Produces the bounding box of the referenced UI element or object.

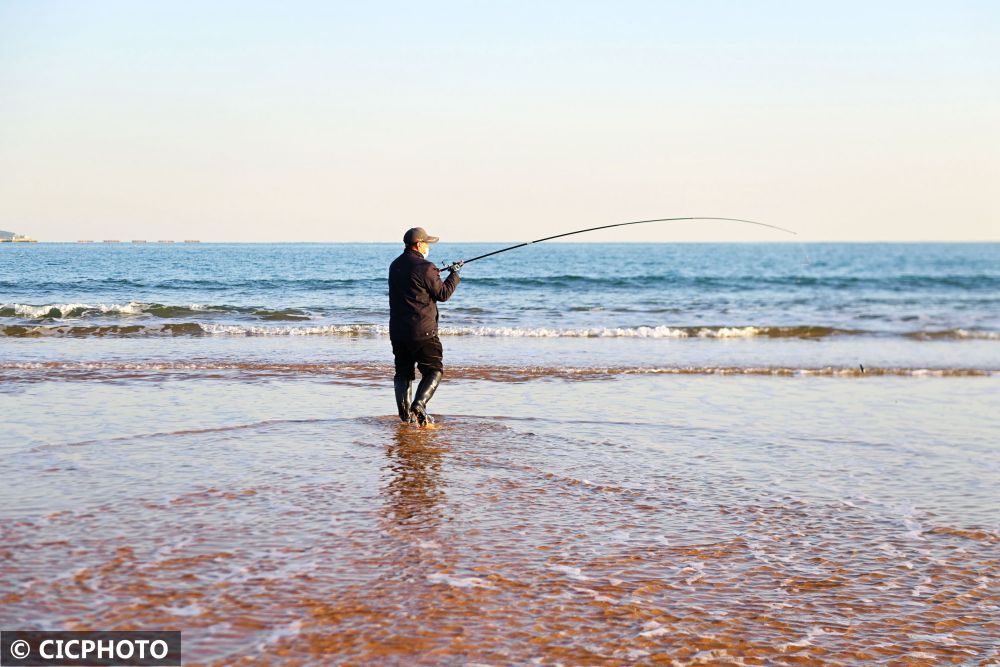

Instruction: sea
[2,242,997,665]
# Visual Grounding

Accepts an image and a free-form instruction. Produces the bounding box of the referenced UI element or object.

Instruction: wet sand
[2,373,998,665]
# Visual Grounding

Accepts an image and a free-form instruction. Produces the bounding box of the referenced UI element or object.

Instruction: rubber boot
[409,370,442,426]
[394,377,414,423]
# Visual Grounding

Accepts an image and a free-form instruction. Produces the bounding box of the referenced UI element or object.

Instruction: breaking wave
[905,329,1000,341]
[1,302,148,319]
[0,302,312,321]
[440,325,855,338]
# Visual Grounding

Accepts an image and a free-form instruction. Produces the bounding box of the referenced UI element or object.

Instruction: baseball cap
[403,227,440,245]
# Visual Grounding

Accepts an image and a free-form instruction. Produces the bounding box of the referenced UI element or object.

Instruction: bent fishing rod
[441,217,797,272]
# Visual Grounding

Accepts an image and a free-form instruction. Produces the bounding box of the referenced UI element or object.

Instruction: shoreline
[1,359,997,384]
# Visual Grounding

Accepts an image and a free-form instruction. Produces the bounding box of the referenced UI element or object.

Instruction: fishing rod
[441,217,797,272]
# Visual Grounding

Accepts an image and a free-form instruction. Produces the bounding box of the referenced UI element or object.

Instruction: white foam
[190,323,996,341]
[256,619,303,650]
[548,564,590,580]
[438,325,764,338]
[708,326,763,338]
[954,329,1000,340]
[194,323,713,338]
[161,603,203,617]
[638,626,670,638]
[2,318,766,338]
[3,301,146,319]
[637,620,670,638]
[200,323,388,336]
[426,572,493,588]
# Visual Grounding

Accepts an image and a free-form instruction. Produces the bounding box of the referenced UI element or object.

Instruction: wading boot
[409,370,442,426]
[394,377,414,423]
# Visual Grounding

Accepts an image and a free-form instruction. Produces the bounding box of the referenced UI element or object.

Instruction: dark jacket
[388,248,460,340]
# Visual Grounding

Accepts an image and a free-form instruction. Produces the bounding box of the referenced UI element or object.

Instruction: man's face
[417,241,430,257]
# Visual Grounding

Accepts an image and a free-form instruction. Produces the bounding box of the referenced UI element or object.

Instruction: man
[388,227,462,425]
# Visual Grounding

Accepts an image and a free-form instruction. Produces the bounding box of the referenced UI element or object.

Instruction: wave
[0,277,379,291]
[0,323,209,337]
[440,325,858,339]
[0,360,993,381]
[0,302,312,321]
[905,329,1000,341]
[0,322,383,337]
[2,322,997,340]
[0,302,148,319]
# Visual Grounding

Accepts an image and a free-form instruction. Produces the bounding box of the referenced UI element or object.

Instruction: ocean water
[2,242,998,664]
[1,242,997,375]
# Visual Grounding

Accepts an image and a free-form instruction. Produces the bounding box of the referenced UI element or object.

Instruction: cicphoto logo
[1,631,181,666]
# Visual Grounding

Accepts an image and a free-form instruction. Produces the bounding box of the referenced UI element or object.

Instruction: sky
[1,1,997,242]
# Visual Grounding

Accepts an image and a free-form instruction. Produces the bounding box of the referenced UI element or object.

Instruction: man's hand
[448,260,464,273]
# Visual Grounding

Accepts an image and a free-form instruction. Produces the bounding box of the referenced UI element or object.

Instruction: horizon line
[10,239,1000,245]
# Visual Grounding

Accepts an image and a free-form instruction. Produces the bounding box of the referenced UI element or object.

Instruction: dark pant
[391,335,444,381]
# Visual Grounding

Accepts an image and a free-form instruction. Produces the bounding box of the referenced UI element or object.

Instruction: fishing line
[441,217,799,272]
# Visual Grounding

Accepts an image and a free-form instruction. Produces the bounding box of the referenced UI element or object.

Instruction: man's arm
[423,264,460,302]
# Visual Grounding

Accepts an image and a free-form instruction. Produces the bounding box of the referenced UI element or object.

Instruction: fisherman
[389,227,463,425]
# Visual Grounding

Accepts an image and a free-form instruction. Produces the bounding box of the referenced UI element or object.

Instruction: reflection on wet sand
[383,424,446,529]
[1,379,997,665]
